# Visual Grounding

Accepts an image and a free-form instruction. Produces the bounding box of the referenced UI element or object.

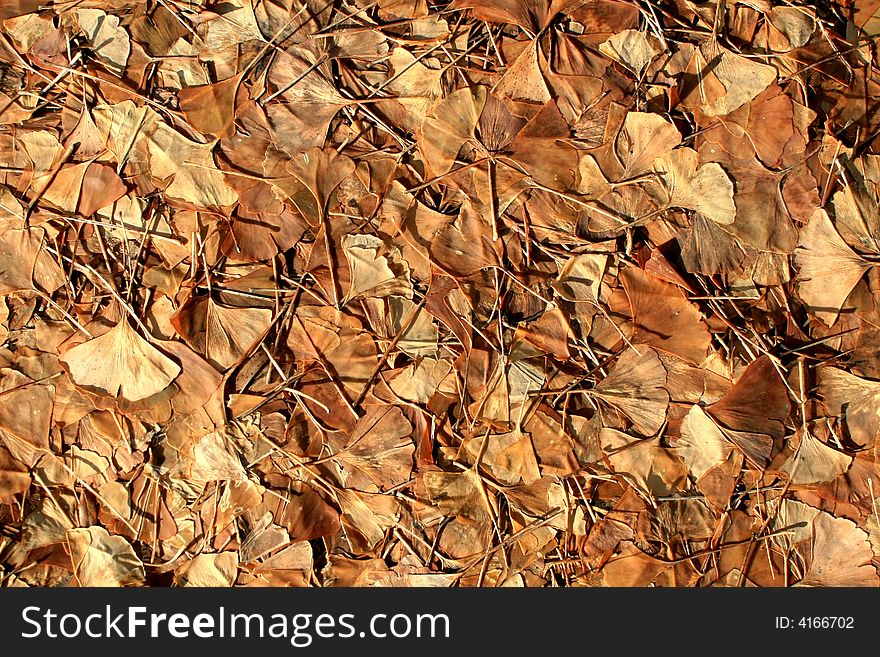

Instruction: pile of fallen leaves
[1,0,880,588]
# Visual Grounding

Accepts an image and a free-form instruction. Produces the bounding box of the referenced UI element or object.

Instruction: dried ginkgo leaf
[696,41,778,117]
[705,356,790,440]
[61,318,181,403]
[386,357,454,404]
[287,306,379,392]
[76,9,130,75]
[818,367,880,446]
[0,224,65,294]
[205,300,272,371]
[599,29,661,75]
[0,444,29,498]
[174,552,238,587]
[780,430,852,485]
[461,429,541,486]
[147,122,238,209]
[287,146,356,218]
[652,148,736,225]
[449,0,580,32]
[183,431,245,483]
[677,405,735,481]
[794,209,871,326]
[551,253,607,303]
[600,429,688,498]
[66,526,145,587]
[592,347,669,436]
[331,406,414,492]
[615,111,681,178]
[621,266,712,364]
[423,469,492,523]
[796,512,879,587]
[342,234,413,303]
[493,40,551,104]
[267,48,351,154]
[178,74,243,138]
[418,86,487,177]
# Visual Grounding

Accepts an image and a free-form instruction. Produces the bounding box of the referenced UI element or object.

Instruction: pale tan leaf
[600,429,688,498]
[551,253,607,303]
[61,319,181,403]
[780,430,853,485]
[67,526,145,587]
[188,431,247,483]
[333,406,414,492]
[76,9,130,75]
[418,86,487,177]
[342,234,413,303]
[147,122,238,208]
[818,367,880,446]
[797,512,879,587]
[205,300,272,370]
[423,469,491,523]
[599,29,661,74]
[593,347,669,436]
[616,112,681,177]
[698,43,778,117]
[387,357,454,404]
[677,405,735,481]
[795,209,871,326]
[653,148,736,225]
[174,552,239,587]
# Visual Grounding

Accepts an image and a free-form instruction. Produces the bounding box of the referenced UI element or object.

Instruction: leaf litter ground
[1,0,880,587]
